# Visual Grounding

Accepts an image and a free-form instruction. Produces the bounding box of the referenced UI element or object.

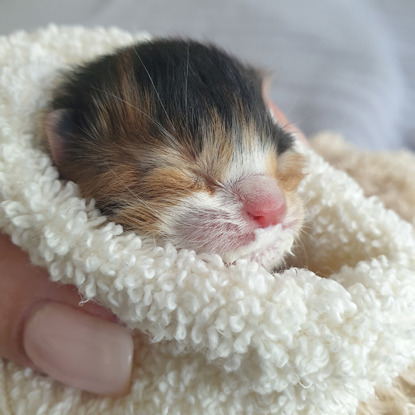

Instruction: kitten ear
[257,71,286,123]
[255,68,272,98]
[44,109,78,167]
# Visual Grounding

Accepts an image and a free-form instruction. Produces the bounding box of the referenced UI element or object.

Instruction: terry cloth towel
[1,26,415,415]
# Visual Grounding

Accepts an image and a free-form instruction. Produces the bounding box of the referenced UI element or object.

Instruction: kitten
[44,39,305,270]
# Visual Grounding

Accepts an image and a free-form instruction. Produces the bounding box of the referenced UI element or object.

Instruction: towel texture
[1,26,415,415]
[310,133,415,415]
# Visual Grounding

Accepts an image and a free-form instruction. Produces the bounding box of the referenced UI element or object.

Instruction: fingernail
[23,301,133,396]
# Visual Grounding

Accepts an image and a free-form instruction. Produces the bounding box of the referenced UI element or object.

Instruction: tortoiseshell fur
[45,39,305,261]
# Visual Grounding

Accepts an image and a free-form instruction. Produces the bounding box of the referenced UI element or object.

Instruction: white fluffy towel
[1,26,415,415]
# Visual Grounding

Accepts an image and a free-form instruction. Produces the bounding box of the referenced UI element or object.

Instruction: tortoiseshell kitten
[44,39,306,270]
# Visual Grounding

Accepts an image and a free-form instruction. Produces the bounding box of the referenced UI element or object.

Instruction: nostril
[238,175,287,229]
[245,198,287,228]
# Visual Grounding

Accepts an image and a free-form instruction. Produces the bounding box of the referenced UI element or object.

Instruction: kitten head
[45,39,306,269]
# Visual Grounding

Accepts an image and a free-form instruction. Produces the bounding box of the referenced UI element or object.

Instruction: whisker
[131,45,175,130]
[104,163,159,215]
[185,43,190,125]
[90,85,180,148]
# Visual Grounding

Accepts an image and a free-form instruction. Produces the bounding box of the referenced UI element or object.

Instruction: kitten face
[45,39,306,269]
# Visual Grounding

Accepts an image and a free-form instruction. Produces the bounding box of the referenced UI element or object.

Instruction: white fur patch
[222,224,296,268]
[225,136,270,182]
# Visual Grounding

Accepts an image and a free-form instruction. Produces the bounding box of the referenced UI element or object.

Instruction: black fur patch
[51,39,294,156]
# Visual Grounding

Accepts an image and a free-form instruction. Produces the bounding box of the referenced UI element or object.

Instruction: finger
[0,233,134,396]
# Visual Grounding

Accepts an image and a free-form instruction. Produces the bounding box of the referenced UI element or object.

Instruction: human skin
[0,233,134,397]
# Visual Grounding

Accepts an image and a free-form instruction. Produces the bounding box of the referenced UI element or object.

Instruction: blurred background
[1,0,414,150]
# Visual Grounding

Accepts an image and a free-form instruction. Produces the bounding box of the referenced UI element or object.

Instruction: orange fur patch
[266,150,306,193]
[276,152,305,192]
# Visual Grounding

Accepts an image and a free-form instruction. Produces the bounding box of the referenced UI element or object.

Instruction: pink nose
[245,198,286,228]
[239,176,287,228]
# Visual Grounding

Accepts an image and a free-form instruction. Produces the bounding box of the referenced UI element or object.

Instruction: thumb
[0,233,133,396]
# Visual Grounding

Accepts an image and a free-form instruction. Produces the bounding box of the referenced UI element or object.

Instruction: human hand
[0,233,133,397]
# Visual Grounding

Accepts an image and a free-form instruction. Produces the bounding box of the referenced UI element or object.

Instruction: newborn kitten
[44,39,306,270]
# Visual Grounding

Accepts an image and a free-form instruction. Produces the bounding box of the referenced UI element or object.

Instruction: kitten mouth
[166,200,303,270]
[221,224,297,270]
